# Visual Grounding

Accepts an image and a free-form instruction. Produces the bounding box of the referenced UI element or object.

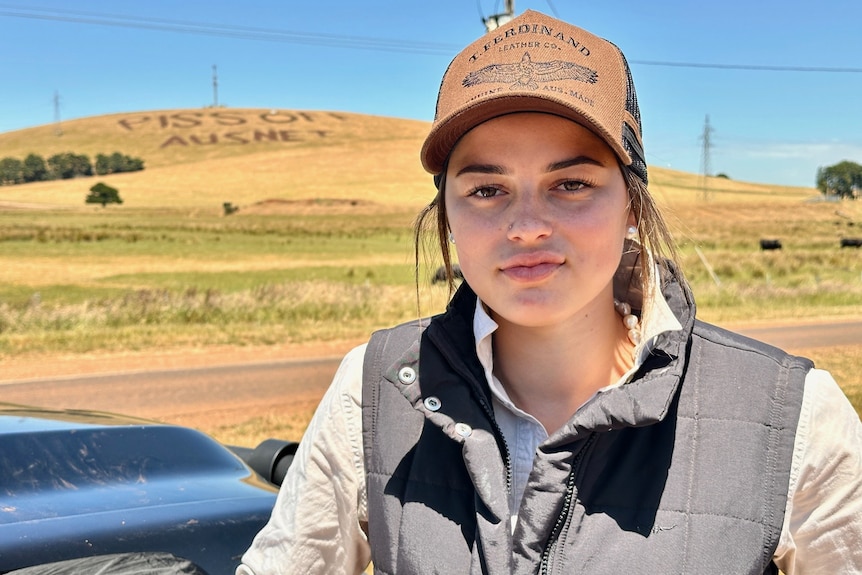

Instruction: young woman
[238,10,862,574]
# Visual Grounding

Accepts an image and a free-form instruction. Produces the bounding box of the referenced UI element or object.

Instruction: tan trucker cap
[420,10,648,184]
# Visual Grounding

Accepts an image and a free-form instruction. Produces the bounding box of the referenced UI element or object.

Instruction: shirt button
[423,396,441,411]
[454,422,472,437]
[398,366,417,384]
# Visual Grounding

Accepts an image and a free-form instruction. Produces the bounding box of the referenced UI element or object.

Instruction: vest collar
[426,266,697,448]
[546,265,696,446]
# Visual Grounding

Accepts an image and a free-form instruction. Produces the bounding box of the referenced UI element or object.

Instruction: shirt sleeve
[237,344,371,575]
[774,368,862,574]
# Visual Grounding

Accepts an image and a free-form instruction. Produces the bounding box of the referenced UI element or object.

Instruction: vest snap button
[454,422,472,437]
[423,396,441,411]
[398,366,417,384]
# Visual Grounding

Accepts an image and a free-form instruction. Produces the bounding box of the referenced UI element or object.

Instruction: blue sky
[1,0,860,187]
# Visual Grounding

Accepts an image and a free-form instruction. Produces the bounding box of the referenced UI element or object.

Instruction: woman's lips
[499,253,564,282]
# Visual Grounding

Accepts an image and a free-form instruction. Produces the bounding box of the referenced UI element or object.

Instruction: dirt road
[0,340,357,433]
[1,321,860,433]
[0,356,345,431]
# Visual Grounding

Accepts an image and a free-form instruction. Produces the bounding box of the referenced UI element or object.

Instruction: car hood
[0,403,277,523]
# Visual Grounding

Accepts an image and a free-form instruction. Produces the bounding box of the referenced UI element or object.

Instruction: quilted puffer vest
[362,279,809,574]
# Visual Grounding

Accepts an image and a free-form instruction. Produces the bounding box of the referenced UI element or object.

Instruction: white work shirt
[238,296,862,575]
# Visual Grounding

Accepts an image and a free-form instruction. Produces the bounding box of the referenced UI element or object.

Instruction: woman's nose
[505,192,552,242]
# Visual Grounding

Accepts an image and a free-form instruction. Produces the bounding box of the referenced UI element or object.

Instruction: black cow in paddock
[759,239,782,251]
[840,237,862,248]
[432,263,464,284]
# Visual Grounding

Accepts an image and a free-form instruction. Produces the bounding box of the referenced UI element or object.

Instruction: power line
[1,4,861,73]
[543,0,560,18]
[631,59,862,74]
[0,4,457,56]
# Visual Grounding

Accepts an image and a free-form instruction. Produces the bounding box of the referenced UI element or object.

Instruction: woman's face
[445,112,634,329]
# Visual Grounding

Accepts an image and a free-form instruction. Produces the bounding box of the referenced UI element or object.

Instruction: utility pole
[212,65,219,107]
[699,114,713,201]
[483,0,514,31]
[53,90,63,136]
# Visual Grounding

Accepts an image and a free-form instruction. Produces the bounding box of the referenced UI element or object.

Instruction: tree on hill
[71,153,93,177]
[0,157,24,185]
[47,154,74,179]
[816,161,862,199]
[0,151,142,185]
[48,152,92,179]
[22,153,49,182]
[95,152,145,175]
[94,154,110,176]
[86,182,123,207]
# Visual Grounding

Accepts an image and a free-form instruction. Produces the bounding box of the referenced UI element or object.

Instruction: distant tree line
[0,152,144,186]
[817,160,862,199]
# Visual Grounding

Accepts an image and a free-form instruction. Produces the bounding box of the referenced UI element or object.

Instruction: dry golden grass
[2,107,830,213]
[0,108,433,209]
[797,345,862,406]
[210,408,318,449]
[0,252,409,288]
[649,168,815,205]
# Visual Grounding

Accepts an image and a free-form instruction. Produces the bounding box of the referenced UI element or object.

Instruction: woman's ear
[626,208,637,228]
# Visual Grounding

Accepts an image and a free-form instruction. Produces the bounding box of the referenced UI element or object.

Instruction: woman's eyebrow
[547,156,605,172]
[455,163,506,177]
[454,156,605,177]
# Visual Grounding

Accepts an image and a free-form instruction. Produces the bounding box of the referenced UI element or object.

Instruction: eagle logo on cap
[463,52,597,91]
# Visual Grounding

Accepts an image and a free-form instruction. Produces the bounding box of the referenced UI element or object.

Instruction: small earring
[448,232,455,244]
[626,225,638,240]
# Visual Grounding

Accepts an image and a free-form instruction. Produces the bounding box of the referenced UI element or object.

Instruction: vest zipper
[477,395,513,495]
[455,354,513,495]
[538,433,597,575]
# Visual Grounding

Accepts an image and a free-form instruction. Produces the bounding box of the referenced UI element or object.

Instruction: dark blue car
[0,403,295,575]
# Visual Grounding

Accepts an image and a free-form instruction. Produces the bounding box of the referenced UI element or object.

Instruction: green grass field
[2,108,860,428]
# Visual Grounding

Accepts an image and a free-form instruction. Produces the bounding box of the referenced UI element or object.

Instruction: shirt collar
[472,276,683,410]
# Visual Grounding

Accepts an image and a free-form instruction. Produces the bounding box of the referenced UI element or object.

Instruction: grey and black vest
[362,278,810,575]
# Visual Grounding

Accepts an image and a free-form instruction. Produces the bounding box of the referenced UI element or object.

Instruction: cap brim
[420,93,633,175]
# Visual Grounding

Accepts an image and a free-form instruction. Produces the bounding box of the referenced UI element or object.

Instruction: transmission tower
[53,90,63,136]
[483,0,514,31]
[699,115,713,201]
[212,64,219,107]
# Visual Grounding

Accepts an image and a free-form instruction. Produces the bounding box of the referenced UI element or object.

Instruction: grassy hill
[0,108,434,209]
[0,107,823,211]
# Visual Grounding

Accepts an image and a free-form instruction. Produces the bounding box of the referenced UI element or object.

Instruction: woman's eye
[559,180,588,192]
[469,186,501,198]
